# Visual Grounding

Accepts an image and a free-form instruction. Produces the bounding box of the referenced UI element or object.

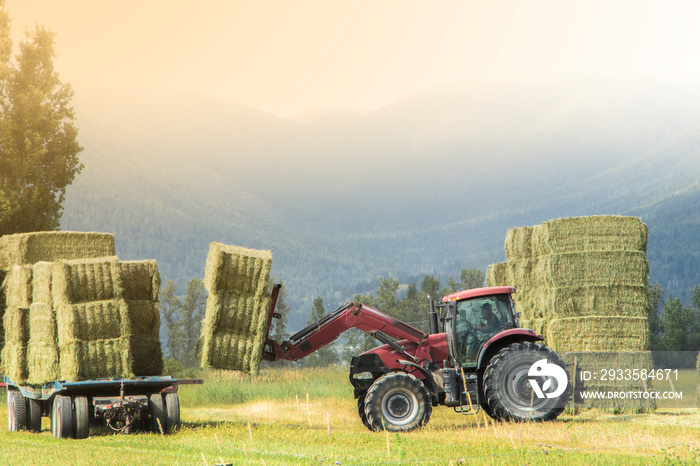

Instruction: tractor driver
[474,302,501,333]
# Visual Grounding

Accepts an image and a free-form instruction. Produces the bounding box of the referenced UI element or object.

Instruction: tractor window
[453,295,514,367]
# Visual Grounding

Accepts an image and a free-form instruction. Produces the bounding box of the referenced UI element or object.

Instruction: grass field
[2,366,699,465]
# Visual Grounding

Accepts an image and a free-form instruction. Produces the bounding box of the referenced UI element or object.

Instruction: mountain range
[61,78,700,327]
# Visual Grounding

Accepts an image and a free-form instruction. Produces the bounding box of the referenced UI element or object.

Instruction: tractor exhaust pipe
[428,294,439,334]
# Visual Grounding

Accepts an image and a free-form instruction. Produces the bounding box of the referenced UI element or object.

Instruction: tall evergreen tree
[180,277,207,367]
[0,2,82,236]
[160,280,184,362]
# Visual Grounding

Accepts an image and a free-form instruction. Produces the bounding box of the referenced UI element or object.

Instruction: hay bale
[120,260,160,301]
[130,336,163,376]
[531,216,648,256]
[0,307,30,382]
[55,298,133,381]
[563,351,656,413]
[31,261,54,306]
[119,260,163,375]
[0,231,115,271]
[199,242,272,375]
[125,299,163,376]
[200,290,272,375]
[546,316,649,352]
[52,256,123,304]
[4,265,32,309]
[203,242,272,295]
[56,300,131,343]
[59,338,132,381]
[504,225,534,260]
[26,302,60,384]
[541,251,649,288]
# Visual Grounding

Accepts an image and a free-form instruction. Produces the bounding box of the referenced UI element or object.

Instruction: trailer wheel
[73,396,90,439]
[28,397,43,432]
[164,393,180,433]
[7,389,28,432]
[483,342,571,422]
[51,395,73,439]
[364,372,432,432]
[148,394,166,434]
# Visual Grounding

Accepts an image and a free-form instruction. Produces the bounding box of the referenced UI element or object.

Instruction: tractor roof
[442,286,515,303]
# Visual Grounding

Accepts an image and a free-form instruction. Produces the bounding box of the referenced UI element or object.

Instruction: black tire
[73,396,90,439]
[483,342,571,422]
[51,395,73,439]
[164,393,180,433]
[28,397,43,432]
[364,372,432,432]
[148,393,166,434]
[356,393,373,431]
[7,389,29,432]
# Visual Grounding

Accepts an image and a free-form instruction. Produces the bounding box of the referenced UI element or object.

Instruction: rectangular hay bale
[0,231,115,271]
[52,256,123,304]
[59,338,133,381]
[546,316,649,352]
[1,306,30,382]
[531,216,648,256]
[26,302,60,385]
[125,299,163,376]
[120,260,161,301]
[56,299,131,343]
[4,265,32,309]
[31,261,54,306]
[562,351,656,413]
[203,242,272,295]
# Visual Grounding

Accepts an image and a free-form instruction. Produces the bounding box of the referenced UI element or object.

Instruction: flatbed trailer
[2,376,203,439]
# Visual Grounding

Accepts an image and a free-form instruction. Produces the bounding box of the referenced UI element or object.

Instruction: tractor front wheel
[364,372,431,432]
[483,342,571,422]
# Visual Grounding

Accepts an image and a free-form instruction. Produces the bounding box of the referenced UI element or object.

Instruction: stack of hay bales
[120,260,162,376]
[52,256,133,381]
[0,231,163,384]
[198,242,272,376]
[486,216,654,412]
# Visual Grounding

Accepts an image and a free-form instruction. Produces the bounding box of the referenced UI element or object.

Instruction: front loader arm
[262,302,427,362]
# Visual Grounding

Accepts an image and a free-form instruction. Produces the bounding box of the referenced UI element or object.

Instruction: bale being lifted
[198,242,272,375]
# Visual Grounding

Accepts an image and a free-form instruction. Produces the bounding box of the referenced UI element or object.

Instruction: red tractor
[264,285,571,431]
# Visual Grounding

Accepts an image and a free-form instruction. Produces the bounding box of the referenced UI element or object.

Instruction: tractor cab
[442,286,520,368]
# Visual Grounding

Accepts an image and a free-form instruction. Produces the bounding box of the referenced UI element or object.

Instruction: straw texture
[199,242,272,375]
[0,231,115,271]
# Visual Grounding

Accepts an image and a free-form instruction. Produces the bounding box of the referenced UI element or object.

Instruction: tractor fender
[396,360,440,404]
[476,329,543,370]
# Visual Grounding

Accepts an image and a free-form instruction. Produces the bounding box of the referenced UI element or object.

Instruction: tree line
[159,268,485,369]
[158,273,700,371]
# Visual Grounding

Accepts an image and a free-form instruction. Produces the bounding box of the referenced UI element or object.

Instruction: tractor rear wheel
[483,342,570,422]
[364,372,431,432]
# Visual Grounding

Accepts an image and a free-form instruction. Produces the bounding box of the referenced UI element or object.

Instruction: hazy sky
[6,0,700,117]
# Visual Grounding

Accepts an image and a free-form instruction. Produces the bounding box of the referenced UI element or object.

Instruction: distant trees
[299,296,340,367]
[342,268,484,364]
[648,283,700,367]
[160,278,207,367]
[0,2,83,236]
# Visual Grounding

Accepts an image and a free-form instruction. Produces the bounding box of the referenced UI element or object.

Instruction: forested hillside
[61,80,700,327]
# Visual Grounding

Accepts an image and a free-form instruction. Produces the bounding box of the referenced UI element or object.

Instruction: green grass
[2,366,700,465]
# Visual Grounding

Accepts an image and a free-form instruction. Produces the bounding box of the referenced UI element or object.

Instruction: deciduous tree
[0,2,82,236]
